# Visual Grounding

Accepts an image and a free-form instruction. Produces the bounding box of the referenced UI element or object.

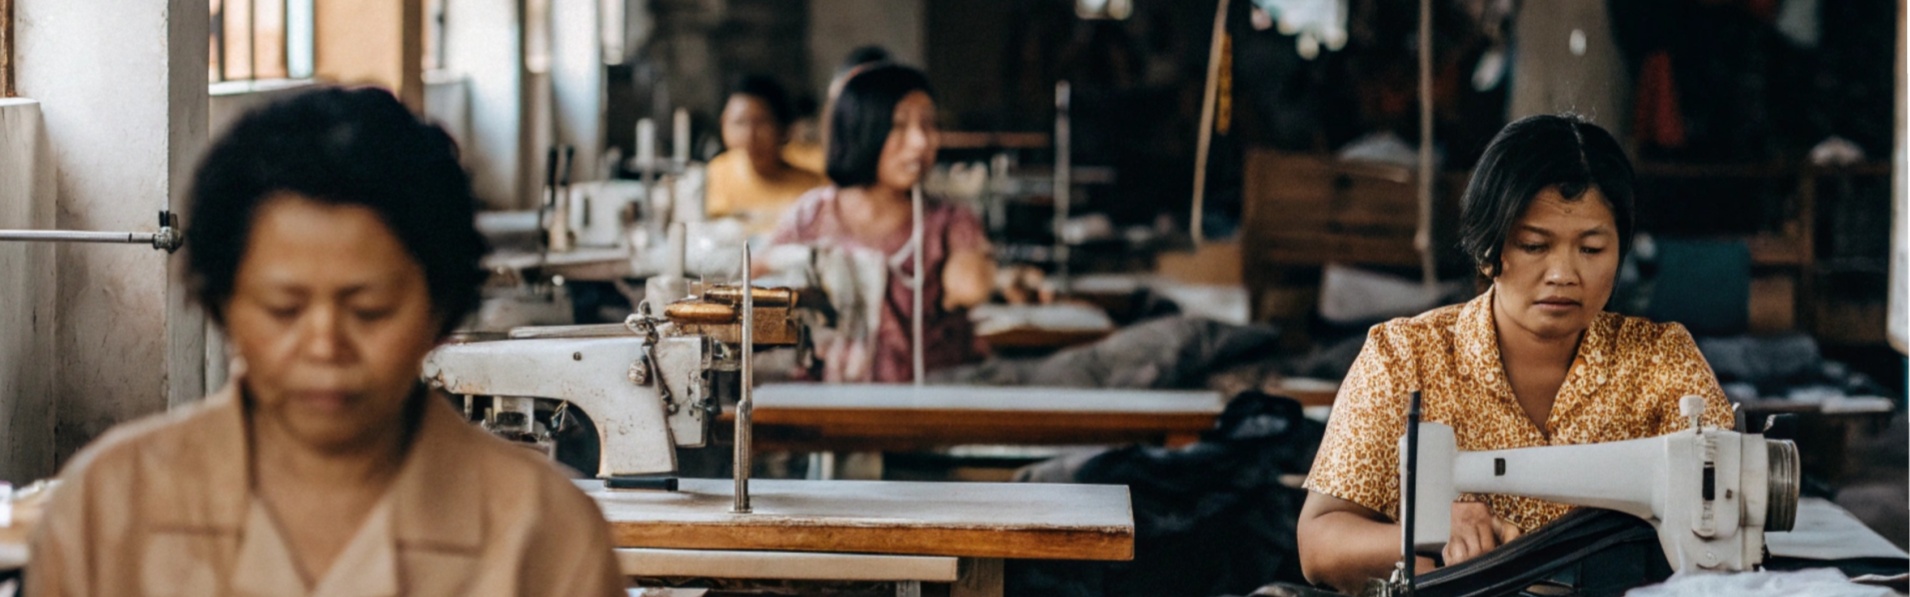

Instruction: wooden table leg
[950,558,1003,597]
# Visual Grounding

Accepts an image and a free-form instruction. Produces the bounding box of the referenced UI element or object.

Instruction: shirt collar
[1453,286,1622,433]
[184,380,485,552]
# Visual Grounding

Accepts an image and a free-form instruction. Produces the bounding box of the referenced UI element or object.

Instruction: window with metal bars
[209,0,313,82]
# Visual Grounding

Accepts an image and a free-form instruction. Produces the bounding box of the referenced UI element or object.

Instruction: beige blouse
[232,496,397,597]
[27,383,626,596]
[1303,288,1735,532]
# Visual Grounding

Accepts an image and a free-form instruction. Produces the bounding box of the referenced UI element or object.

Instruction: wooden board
[731,384,1226,451]
[615,548,960,582]
[591,478,1134,561]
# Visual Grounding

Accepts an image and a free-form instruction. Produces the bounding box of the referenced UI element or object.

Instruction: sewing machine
[430,244,1136,596]
[423,277,799,479]
[1402,396,1800,575]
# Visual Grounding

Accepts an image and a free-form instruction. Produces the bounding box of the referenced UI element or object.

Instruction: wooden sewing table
[589,478,1134,596]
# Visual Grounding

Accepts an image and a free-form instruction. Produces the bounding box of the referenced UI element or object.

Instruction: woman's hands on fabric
[1442,501,1524,566]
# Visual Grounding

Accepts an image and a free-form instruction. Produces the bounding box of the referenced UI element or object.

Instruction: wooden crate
[1240,150,1465,328]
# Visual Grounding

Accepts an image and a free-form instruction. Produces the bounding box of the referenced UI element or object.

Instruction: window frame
[2,0,14,97]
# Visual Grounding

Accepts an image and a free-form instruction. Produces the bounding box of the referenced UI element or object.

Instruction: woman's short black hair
[825,63,934,188]
[1459,113,1636,278]
[185,86,487,337]
[726,74,796,128]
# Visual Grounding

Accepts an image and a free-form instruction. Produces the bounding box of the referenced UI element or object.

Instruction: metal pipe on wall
[733,244,755,514]
[0,230,156,244]
[0,211,181,252]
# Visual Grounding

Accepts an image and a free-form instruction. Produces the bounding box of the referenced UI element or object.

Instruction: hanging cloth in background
[1632,51,1687,150]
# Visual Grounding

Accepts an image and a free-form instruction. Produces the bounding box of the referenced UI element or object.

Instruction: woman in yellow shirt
[706,75,826,233]
[1295,114,1734,591]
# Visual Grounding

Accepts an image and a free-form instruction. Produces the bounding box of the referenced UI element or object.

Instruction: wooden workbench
[591,478,1133,595]
[729,384,1227,451]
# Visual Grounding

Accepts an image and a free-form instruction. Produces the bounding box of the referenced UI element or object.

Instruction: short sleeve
[940,203,991,255]
[1303,324,1411,520]
[1649,324,1735,434]
[767,190,823,246]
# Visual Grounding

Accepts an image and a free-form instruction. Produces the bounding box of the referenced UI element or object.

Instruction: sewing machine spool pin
[734,245,755,514]
[1391,390,1422,595]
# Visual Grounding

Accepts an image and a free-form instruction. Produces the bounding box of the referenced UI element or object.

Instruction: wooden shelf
[941,131,1052,150]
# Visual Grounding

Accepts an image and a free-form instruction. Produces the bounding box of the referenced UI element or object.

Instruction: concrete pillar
[0,99,57,482]
[14,0,208,464]
[446,0,529,209]
[551,0,603,180]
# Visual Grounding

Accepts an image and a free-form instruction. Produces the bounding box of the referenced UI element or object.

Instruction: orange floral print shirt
[1302,287,1734,532]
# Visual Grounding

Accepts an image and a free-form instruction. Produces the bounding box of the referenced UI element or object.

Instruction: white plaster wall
[423,72,473,150]
[15,0,209,462]
[551,0,604,181]
[0,100,59,482]
[446,0,528,209]
[807,0,925,96]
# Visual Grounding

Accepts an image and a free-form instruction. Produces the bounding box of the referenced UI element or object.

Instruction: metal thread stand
[733,245,755,513]
[911,185,926,386]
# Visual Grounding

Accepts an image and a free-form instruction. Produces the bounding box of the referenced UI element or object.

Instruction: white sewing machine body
[423,333,717,477]
[1404,396,1800,573]
[425,268,802,478]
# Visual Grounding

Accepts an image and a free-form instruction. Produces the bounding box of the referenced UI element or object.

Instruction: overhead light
[1076,0,1132,20]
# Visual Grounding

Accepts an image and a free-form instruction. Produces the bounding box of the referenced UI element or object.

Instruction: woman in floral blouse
[1296,114,1733,591]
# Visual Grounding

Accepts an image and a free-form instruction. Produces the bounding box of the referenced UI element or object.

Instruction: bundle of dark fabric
[1696,333,1888,401]
[1007,391,1326,597]
[933,316,1283,389]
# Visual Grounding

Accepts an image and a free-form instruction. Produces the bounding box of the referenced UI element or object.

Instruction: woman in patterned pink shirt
[767,64,994,383]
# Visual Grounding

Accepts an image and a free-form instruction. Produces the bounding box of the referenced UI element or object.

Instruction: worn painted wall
[808,0,924,96]
[14,0,208,463]
[1507,0,1630,139]
[0,100,58,482]
[551,0,604,181]
[423,73,473,149]
[446,0,528,209]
